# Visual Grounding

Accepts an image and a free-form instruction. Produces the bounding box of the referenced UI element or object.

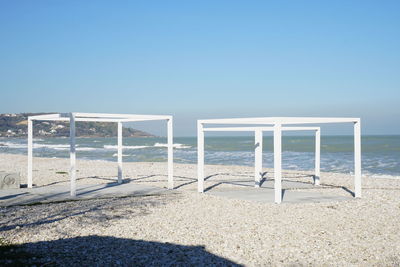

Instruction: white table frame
[197,117,361,204]
[27,112,174,196]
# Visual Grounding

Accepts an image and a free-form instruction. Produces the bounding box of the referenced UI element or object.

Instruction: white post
[354,120,362,198]
[69,113,76,197]
[274,123,282,204]
[254,129,263,187]
[27,118,33,188]
[314,129,321,185]
[197,122,205,192]
[167,118,174,189]
[117,121,123,184]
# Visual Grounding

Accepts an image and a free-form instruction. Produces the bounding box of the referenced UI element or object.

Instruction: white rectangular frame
[197,117,361,204]
[27,112,174,196]
[201,126,321,188]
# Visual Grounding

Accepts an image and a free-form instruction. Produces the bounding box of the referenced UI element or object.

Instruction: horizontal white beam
[204,127,274,132]
[283,126,320,131]
[30,117,125,122]
[119,117,173,122]
[199,117,360,125]
[203,126,320,132]
[74,112,171,120]
[29,114,63,120]
[30,117,69,121]
[30,117,174,123]
[76,118,123,122]
[29,113,173,123]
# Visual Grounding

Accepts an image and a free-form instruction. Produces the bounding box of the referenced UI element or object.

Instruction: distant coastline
[0,113,154,138]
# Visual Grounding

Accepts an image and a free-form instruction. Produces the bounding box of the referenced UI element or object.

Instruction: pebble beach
[1,153,400,266]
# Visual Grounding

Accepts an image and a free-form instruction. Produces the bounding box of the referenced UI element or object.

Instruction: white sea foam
[112,153,131,157]
[104,145,149,150]
[77,147,98,151]
[37,144,97,151]
[0,141,98,152]
[154,143,191,149]
[366,174,400,179]
[34,143,70,149]
[104,143,191,150]
[0,142,27,149]
[376,161,395,168]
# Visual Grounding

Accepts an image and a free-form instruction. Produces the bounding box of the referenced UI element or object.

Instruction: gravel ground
[1,153,400,266]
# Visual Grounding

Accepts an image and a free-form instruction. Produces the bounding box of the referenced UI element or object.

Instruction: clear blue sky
[0,1,399,136]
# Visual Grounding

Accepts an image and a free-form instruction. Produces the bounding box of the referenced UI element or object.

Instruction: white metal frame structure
[27,112,174,196]
[202,126,321,188]
[197,117,361,204]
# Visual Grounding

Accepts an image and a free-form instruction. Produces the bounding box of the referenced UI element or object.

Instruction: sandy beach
[1,153,400,266]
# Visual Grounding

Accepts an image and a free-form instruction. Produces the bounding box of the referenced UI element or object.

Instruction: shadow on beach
[0,235,242,266]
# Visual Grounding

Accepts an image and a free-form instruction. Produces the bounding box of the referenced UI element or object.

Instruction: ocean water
[0,136,399,178]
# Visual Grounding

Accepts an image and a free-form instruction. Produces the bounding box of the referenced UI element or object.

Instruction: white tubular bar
[274,123,282,204]
[30,118,123,122]
[117,122,123,184]
[205,127,274,132]
[255,129,263,187]
[29,117,171,123]
[74,113,170,120]
[69,113,77,197]
[29,113,63,120]
[74,118,125,122]
[30,118,70,122]
[197,122,205,192]
[354,120,362,197]
[203,126,320,132]
[118,117,175,123]
[314,128,321,185]
[199,117,359,125]
[27,118,33,188]
[167,118,174,189]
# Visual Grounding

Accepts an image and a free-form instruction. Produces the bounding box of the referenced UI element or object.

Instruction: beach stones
[0,171,20,189]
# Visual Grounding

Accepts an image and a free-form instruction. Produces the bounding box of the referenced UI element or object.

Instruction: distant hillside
[0,113,154,138]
